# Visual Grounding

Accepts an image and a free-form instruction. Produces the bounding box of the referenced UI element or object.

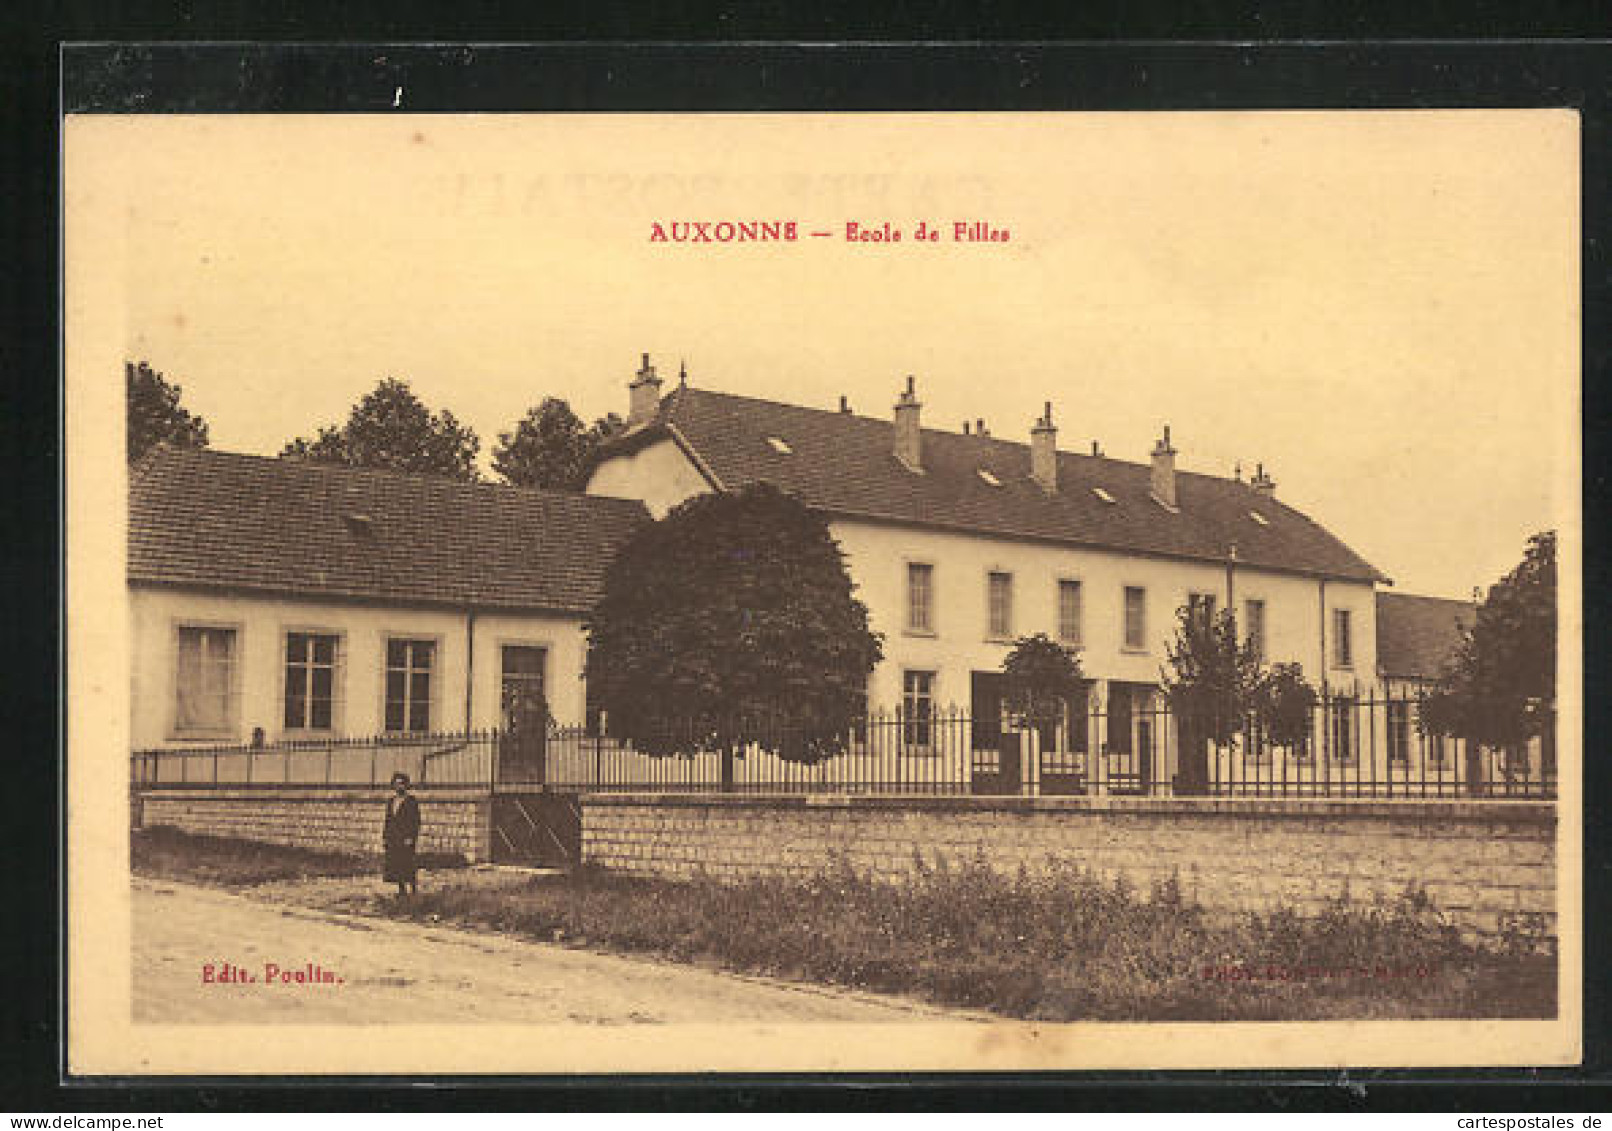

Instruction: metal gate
[490,790,580,867]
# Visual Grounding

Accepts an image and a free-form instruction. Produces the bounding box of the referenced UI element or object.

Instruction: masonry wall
[581,793,1556,942]
[138,787,493,862]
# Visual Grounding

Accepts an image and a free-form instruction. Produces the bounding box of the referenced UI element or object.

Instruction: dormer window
[765,436,793,455]
[976,468,1002,487]
[1091,487,1117,504]
[1249,510,1270,526]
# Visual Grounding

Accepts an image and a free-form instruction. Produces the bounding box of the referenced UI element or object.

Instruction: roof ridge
[670,385,1272,488]
[139,445,649,511]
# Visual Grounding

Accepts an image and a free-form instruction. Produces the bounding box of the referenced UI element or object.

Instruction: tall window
[1328,695,1356,764]
[902,669,935,747]
[907,562,934,632]
[987,571,1013,638]
[1333,608,1353,668]
[1387,699,1410,766]
[1187,592,1217,620]
[385,638,435,733]
[175,626,237,735]
[1057,579,1083,644]
[1244,599,1266,663]
[284,632,339,731]
[1123,586,1147,650]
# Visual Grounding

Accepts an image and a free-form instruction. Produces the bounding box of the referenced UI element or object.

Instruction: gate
[490,790,580,867]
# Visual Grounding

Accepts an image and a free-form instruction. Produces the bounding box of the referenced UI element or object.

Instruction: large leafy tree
[1421,531,1557,750]
[127,361,209,464]
[492,397,624,491]
[280,378,480,481]
[584,483,883,773]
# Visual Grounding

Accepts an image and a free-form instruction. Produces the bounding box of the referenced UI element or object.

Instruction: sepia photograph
[64,107,1581,1074]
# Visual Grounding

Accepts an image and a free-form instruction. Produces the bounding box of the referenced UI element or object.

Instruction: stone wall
[138,787,493,862]
[581,793,1557,941]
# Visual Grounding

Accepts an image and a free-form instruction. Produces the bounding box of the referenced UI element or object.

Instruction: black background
[4,10,1610,1113]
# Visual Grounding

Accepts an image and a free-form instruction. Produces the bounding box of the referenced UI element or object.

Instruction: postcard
[65,107,1581,1074]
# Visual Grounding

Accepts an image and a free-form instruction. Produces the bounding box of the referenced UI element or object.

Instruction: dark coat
[382,793,421,883]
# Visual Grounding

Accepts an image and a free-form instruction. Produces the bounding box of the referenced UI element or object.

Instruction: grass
[134,828,1555,1021]
[131,825,464,887]
[377,854,1554,1022]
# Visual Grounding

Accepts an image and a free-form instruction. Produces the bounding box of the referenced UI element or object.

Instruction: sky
[69,111,1578,598]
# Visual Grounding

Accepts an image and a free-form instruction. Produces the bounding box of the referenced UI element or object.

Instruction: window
[907,562,934,633]
[385,638,435,733]
[1328,696,1356,764]
[902,670,935,747]
[175,626,237,735]
[1188,592,1217,623]
[1333,608,1353,668]
[987,571,1013,638]
[1387,700,1410,766]
[1427,731,1448,769]
[1123,586,1147,650]
[284,632,339,731]
[1057,579,1083,644]
[1244,599,1266,663]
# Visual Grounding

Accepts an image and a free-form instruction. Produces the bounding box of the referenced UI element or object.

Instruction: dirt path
[133,877,976,1024]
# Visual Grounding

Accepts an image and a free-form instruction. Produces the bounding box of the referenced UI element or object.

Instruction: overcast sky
[71,111,1577,598]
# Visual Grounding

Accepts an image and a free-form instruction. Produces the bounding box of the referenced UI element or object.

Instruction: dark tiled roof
[1376,591,1474,679]
[623,386,1386,583]
[130,447,649,613]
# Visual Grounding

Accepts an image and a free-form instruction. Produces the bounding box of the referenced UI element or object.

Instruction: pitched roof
[130,447,649,613]
[607,386,1387,583]
[1375,591,1474,679]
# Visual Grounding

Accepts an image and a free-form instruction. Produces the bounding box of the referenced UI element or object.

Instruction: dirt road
[133,878,972,1024]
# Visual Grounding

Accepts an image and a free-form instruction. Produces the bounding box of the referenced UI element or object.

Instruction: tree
[1160,604,1261,794]
[127,361,209,464]
[584,483,883,776]
[280,378,480,481]
[491,397,624,491]
[1001,633,1086,725]
[1421,531,1557,752]
[1248,662,1319,750]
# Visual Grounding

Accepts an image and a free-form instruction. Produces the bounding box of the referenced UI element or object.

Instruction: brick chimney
[1250,462,1276,498]
[893,375,922,471]
[1030,402,1057,492]
[628,352,663,427]
[1150,425,1178,510]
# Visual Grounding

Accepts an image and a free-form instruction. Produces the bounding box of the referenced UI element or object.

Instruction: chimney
[1030,401,1057,492]
[1150,425,1178,510]
[628,352,663,427]
[893,375,922,471]
[839,395,852,414]
[975,418,989,437]
[1250,462,1276,497]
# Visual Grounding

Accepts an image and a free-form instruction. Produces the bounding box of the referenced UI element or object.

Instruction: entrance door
[969,671,1019,794]
[1106,682,1152,794]
[500,645,548,783]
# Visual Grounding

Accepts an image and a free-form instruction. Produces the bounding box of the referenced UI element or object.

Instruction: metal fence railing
[131,696,1556,801]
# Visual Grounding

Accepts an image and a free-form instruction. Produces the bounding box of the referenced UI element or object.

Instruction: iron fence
[131,695,1556,800]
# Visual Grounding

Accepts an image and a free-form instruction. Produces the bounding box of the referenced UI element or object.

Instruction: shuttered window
[988,571,1013,638]
[907,563,934,632]
[1057,579,1082,644]
[175,626,237,735]
[1123,586,1147,650]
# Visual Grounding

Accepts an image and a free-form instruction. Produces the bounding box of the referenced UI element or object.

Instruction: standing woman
[382,771,421,898]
